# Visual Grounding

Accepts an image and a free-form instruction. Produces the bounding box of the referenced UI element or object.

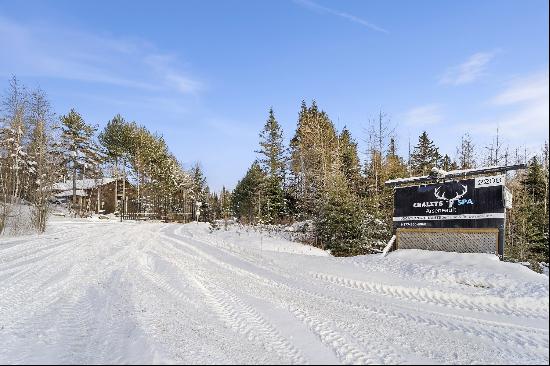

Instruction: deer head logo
[434,184,468,208]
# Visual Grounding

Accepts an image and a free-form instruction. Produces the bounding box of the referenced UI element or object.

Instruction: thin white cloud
[459,70,549,143]
[144,54,203,95]
[294,0,388,33]
[440,52,495,85]
[404,104,443,126]
[491,71,548,105]
[0,16,202,95]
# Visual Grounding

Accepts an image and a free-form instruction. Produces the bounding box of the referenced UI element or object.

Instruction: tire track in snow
[160,226,407,364]
[303,274,549,357]
[0,225,133,329]
[0,230,86,274]
[176,229,548,353]
[163,225,548,361]
[291,307,395,364]
[189,276,306,364]
[136,244,306,364]
[311,272,548,319]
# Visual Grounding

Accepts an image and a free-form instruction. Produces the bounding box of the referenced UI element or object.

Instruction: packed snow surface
[0,218,548,364]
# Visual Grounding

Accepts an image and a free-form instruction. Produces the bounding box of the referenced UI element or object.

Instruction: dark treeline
[0,77,212,233]
[229,101,549,267]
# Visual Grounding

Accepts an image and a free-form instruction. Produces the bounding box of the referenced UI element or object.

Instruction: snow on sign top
[385,164,525,187]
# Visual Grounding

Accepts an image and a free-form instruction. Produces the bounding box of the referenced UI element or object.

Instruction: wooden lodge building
[52,178,134,214]
[53,177,199,222]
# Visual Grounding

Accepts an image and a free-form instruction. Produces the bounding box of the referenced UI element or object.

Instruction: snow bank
[189,222,328,257]
[341,249,549,307]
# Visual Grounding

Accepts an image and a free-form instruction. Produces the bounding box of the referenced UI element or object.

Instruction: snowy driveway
[0,220,548,364]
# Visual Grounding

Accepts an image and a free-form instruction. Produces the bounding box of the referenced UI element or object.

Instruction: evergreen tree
[256,108,287,222]
[190,163,208,220]
[440,154,458,171]
[59,109,100,212]
[220,186,232,228]
[289,101,339,218]
[99,114,133,211]
[315,171,366,256]
[208,191,222,222]
[506,155,549,267]
[363,137,408,246]
[260,175,286,223]
[410,131,441,175]
[257,108,287,180]
[338,127,363,196]
[521,156,548,263]
[232,162,266,223]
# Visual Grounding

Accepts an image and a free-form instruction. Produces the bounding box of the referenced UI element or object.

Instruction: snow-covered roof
[52,178,117,191]
[55,189,88,197]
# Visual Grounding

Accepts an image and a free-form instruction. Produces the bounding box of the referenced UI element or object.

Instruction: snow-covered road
[0,219,548,364]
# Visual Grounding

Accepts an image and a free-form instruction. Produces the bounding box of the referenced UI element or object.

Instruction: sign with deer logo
[393,176,505,229]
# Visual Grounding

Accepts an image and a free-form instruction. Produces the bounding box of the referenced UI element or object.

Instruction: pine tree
[59,109,100,214]
[99,114,133,211]
[220,186,232,228]
[521,156,548,264]
[257,108,287,180]
[379,137,408,226]
[507,155,549,268]
[315,171,366,256]
[256,108,287,222]
[440,154,458,171]
[338,127,363,196]
[289,101,339,218]
[208,191,222,222]
[232,162,265,223]
[190,163,208,221]
[410,131,441,175]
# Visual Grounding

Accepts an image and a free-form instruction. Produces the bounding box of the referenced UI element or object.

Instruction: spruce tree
[190,163,208,220]
[315,171,366,256]
[257,108,286,180]
[338,127,363,196]
[256,108,287,222]
[232,162,265,223]
[440,154,458,171]
[521,156,548,264]
[220,186,232,228]
[289,100,339,218]
[410,131,441,175]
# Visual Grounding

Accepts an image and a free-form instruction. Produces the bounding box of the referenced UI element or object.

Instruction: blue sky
[1,0,548,190]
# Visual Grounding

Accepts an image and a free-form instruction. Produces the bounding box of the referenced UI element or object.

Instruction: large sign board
[393,175,506,230]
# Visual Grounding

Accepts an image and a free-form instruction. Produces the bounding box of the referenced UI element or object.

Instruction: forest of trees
[0,77,208,234]
[1,77,548,269]
[230,101,549,268]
